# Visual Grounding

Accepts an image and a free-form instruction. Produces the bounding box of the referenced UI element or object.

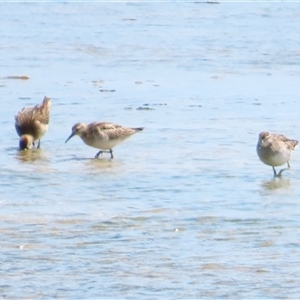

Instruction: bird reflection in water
[261,177,291,191]
[83,157,124,175]
[16,149,45,163]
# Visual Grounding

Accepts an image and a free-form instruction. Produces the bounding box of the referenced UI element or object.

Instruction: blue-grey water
[1,2,300,299]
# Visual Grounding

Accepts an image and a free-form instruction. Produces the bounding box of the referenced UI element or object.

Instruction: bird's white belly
[82,136,125,150]
[36,124,48,139]
[259,150,290,167]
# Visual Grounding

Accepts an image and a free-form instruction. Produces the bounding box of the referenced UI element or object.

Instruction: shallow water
[1,2,300,299]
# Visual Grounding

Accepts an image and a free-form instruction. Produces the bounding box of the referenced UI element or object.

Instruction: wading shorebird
[15,96,51,150]
[256,131,298,177]
[65,121,144,159]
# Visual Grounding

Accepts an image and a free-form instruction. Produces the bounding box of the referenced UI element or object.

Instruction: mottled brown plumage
[256,131,298,176]
[65,121,144,159]
[15,96,51,149]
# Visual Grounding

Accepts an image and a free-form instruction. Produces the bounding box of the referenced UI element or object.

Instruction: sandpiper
[15,96,51,150]
[256,131,298,176]
[65,121,144,159]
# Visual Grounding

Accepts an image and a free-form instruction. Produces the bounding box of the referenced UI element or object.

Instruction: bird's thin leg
[95,150,103,159]
[277,169,283,176]
[37,140,41,149]
[109,149,114,159]
[272,166,277,177]
[278,162,291,177]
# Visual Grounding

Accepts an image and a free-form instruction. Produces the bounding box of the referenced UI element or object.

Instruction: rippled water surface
[1,2,300,299]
